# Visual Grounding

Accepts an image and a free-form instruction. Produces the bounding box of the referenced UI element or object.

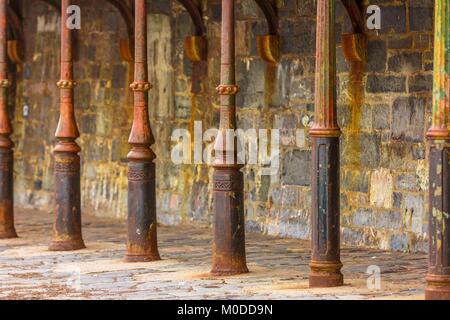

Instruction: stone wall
[12,0,435,253]
[13,0,131,217]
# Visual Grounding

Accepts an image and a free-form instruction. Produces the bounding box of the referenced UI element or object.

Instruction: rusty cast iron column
[211,0,248,276]
[425,0,450,301]
[49,0,85,251]
[0,0,17,239]
[125,0,160,263]
[309,0,343,288]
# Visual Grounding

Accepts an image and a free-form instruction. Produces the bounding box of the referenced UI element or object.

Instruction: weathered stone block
[414,34,431,49]
[297,0,316,16]
[341,133,381,168]
[269,187,282,206]
[80,114,97,135]
[370,169,393,208]
[281,187,299,207]
[341,227,368,247]
[390,233,409,252]
[336,47,350,73]
[379,5,407,34]
[342,169,369,193]
[149,0,172,15]
[236,59,265,108]
[388,52,422,73]
[408,74,433,92]
[388,35,413,49]
[380,142,410,170]
[395,173,420,192]
[393,192,403,208]
[404,194,425,234]
[237,0,261,19]
[352,208,375,227]
[281,150,311,186]
[372,104,390,130]
[290,77,315,102]
[366,75,406,93]
[366,40,387,72]
[111,64,127,89]
[391,97,426,142]
[274,113,298,146]
[277,0,298,18]
[257,176,271,202]
[280,19,316,55]
[409,7,434,32]
[375,210,402,230]
[411,144,426,160]
[337,104,351,129]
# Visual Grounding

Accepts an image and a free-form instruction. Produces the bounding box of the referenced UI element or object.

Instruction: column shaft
[425,0,450,300]
[125,0,160,262]
[0,0,17,239]
[211,0,248,276]
[49,0,85,251]
[309,0,343,288]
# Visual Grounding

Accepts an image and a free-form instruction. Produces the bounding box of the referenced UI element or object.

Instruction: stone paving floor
[0,208,426,300]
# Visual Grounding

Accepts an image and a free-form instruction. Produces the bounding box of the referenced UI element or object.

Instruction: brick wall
[12,0,435,253]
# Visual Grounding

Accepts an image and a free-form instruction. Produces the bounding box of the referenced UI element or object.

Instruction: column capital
[216,84,239,95]
[0,79,10,88]
[130,81,152,92]
[56,80,77,89]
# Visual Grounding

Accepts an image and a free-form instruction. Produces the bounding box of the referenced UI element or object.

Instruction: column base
[124,253,161,263]
[426,274,450,300]
[48,239,86,252]
[0,228,18,239]
[210,265,249,277]
[211,167,248,277]
[309,261,344,288]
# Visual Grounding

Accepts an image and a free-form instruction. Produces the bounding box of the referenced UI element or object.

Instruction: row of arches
[0,0,293,255]
[0,0,373,278]
[5,0,367,65]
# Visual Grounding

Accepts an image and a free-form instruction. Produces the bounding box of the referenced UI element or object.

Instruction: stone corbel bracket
[341,0,367,63]
[178,0,207,62]
[7,40,23,65]
[184,35,207,62]
[342,33,366,63]
[254,0,279,64]
[6,7,24,65]
[7,0,61,65]
[106,0,135,62]
[257,35,279,64]
[119,37,134,63]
